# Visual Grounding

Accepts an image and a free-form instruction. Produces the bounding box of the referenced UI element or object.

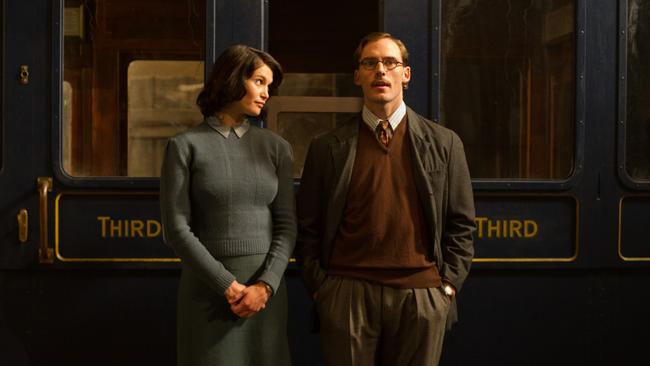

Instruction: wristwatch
[443,283,455,298]
[260,282,273,297]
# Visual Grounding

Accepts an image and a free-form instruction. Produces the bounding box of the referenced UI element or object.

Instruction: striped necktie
[376,120,392,146]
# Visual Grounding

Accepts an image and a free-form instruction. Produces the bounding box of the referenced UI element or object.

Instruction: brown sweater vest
[328,118,441,288]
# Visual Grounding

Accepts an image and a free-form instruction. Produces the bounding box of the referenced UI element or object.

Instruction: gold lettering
[487,219,500,238]
[509,220,523,238]
[131,220,145,238]
[97,217,163,238]
[475,217,487,238]
[474,217,539,239]
[147,220,161,238]
[110,219,122,237]
[524,220,538,238]
[97,216,110,238]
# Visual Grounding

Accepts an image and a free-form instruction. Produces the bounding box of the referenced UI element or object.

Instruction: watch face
[444,286,454,296]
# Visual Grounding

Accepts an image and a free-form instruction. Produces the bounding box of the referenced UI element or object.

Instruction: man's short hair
[353,32,409,67]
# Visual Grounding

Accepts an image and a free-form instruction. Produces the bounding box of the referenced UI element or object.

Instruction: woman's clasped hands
[224,280,271,318]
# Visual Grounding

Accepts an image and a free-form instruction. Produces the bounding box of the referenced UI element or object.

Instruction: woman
[160,45,295,365]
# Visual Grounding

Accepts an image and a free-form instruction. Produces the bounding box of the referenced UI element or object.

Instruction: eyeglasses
[359,57,404,71]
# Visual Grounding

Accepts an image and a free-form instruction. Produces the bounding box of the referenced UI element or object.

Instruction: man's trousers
[316,275,451,366]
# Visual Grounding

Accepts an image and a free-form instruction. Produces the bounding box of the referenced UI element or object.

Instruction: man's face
[354,38,411,110]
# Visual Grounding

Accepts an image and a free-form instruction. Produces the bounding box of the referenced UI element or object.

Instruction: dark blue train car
[1,0,649,365]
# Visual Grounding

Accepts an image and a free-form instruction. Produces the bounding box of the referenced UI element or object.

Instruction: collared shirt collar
[205,115,251,138]
[361,101,406,132]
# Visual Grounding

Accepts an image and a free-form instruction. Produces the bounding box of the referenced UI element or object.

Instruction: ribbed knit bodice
[160,121,296,294]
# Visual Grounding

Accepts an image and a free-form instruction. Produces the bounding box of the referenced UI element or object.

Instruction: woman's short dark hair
[196,45,283,118]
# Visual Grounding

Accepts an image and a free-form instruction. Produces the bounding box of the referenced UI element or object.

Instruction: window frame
[617,0,650,190]
[435,0,586,191]
[51,0,217,188]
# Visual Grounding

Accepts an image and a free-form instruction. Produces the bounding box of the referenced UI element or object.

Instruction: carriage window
[441,0,576,180]
[127,61,203,177]
[275,112,357,178]
[626,0,650,180]
[62,0,205,177]
[270,77,362,177]
[269,0,375,177]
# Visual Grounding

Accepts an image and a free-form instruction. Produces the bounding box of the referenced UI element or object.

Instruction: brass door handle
[37,177,53,263]
[17,209,28,243]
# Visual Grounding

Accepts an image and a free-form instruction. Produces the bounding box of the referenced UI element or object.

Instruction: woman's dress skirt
[177,253,291,366]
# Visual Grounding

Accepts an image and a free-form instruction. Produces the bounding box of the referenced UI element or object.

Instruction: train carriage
[1,0,649,365]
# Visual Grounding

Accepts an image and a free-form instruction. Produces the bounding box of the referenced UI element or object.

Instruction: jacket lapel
[406,108,439,245]
[324,117,360,245]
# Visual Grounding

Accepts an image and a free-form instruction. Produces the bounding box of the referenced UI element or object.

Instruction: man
[297,32,476,366]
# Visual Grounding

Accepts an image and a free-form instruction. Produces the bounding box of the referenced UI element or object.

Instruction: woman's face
[235,63,274,117]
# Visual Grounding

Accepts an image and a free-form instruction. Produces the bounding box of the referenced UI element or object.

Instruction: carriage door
[0,1,265,364]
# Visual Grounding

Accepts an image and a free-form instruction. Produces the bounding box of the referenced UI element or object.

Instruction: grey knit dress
[160,117,296,366]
